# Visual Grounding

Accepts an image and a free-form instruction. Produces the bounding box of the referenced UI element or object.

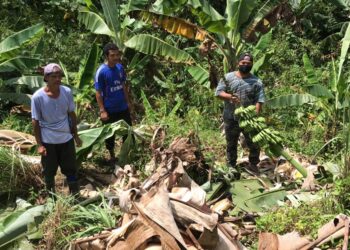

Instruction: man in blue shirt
[95,43,132,163]
[215,53,265,175]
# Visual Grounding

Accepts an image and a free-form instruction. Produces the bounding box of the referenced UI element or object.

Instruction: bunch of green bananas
[235,106,283,146]
[234,105,308,177]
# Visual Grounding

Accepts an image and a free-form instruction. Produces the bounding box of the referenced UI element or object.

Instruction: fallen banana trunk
[70,188,245,249]
[71,135,246,249]
[0,130,36,152]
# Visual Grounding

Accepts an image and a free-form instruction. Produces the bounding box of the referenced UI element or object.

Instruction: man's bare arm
[95,90,105,112]
[68,111,82,147]
[123,83,132,108]
[217,91,240,104]
[96,90,108,121]
[32,119,42,146]
[32,119,46,155]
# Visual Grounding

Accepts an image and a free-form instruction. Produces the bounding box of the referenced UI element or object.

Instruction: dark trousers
[103,109,132,151]
[41,138,77,191]
[224,119,260,167]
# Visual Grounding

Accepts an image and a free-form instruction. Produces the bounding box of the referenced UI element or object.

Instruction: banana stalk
[235,106,307,177]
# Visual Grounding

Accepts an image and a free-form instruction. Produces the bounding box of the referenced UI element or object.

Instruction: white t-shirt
[31,85,75,144]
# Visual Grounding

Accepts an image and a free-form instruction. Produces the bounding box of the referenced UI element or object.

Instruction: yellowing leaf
[140,11,209,41]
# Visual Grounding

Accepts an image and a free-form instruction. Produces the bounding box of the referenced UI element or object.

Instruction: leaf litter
[1,127,348,249]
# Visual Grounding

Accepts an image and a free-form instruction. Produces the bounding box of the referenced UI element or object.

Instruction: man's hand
[74,135,82,147]
[37,145,47,156]
[230,94,240,104]
[100,111,109,121]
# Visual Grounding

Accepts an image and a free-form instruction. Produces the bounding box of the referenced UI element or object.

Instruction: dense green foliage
[2,0,350,248]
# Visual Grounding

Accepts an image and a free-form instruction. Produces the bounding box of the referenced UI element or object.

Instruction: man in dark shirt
[215,53,265,175]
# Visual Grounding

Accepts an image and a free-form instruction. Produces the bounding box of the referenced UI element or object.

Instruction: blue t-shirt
[94,63,128,113]
[31,85,75,144]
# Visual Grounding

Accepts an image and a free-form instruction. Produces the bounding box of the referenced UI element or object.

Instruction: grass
[0,147,42,197]
[0,113,32,134]
[256,176,350,241]
[41,194,121,249]
[256,201,336,238]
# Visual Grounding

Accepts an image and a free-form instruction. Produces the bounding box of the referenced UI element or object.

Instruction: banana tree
[0,23,45,106]
[60,42,101,121]
[77,0,194,63]
[122,0,290,88]
[267,23,350,173]
[267,23,350,126]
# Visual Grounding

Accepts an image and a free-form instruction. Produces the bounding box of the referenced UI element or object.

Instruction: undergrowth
[41,194,121,249]
[0,113,32,134]
[256,200,335,238]
[256,176,350,240]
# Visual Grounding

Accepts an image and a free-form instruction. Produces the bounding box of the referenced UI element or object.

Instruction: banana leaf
[286,192,321,207]
[118,129,136,166]
[0,205,45,248]
[187,0,225,27]
[244,189,286,212]
[4,76,44,91]
[242,0,281,42]
[306,84,334,99]
[226,0,256,32]
[0,57,42,73]
[125,34,195,64]
[59,61,70,86]
[78,8,114,37]
[338,19,350,82]
[0,93,32,106]
[141,90,156,120]
[151,0,187,14]
[201,181,225,201]
[139,11,208,41]
[101,0,121,47]
[303,53,319,85]
[251,54,266,75]
[76,120,131,161]
[266,94,318,109]
[125,0,149,12]
[253,29,273,56]
[31,37,44,57]
[187,65,209,86]
[0,23,44,60]
[76,42,101,89]
[229,179,285,213]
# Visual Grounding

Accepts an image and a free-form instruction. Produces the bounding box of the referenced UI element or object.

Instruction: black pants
[224,119,260,167]
[103,109,132,151]
[41,138,77,190]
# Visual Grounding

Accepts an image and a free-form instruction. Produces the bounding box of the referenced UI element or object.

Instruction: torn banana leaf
[0,205,45,248]
[229,179,286,213]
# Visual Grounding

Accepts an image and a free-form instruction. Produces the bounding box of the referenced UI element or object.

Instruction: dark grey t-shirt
[215,72,265,120]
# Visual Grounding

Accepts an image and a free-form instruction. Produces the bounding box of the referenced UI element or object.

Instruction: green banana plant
[267,23,350,127]
[0,23,45,106]
[58,42,101,121]
[77,0,194,76]
[125,0,285,88]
